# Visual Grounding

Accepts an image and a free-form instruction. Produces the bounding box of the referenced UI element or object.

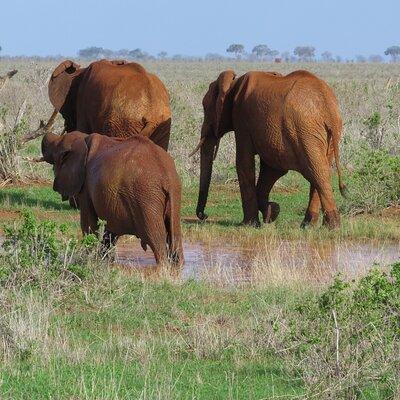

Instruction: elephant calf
[41,131,184,266]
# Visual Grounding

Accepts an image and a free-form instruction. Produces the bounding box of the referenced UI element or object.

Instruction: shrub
[0,105,28,182]
[0,210,104,289]
[274,263,400,398]
[342,148,400,214]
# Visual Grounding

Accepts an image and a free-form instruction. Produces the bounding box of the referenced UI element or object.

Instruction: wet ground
[116,239,400,285]
[1,231,398,286]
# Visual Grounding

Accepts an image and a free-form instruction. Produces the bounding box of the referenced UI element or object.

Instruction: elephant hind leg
[235,136,260,226]
[300,185,321,228]
[302,155,340,229]
[256,161,287,223]
[140,215,169,265]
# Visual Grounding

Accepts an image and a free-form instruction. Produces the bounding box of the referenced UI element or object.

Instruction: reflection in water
[116,239,400,286]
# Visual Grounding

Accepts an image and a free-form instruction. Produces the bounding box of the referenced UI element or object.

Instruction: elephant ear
[53,138,87,198]
[48,60,81,111]
[215,70,236,136]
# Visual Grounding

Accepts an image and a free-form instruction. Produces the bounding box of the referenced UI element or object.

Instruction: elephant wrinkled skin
[194,70,346,229]
[42,131,184,266]
[47,59,171,150]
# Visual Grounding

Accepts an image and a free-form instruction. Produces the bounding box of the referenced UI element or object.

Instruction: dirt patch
[0,179,52,189]
[0,209,21,220]
[380,205,400,217]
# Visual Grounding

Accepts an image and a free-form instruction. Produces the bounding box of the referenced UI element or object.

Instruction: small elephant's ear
[51,60,81,79]
[53,138,87,198]
[215,70,236,136]
[48,60,81,111]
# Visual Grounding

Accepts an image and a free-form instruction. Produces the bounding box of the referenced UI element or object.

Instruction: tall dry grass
[1,60,400,185]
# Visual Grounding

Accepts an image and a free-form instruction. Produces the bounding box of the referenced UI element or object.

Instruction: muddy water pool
[116,239,400,285]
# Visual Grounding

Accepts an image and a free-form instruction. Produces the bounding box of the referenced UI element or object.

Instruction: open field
[0,60,399,398]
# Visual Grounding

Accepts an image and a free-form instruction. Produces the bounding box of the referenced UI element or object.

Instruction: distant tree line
[1,43,400,63]
[77,46,156,60]
[221,44,400,63]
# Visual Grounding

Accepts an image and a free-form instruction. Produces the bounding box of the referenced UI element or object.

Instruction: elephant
[42,59,171,150]
[191,69,346,229]
[41,131,184,266]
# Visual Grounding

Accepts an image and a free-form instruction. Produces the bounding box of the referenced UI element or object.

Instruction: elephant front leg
[79,196,99,235]
[101,230,119,258]
[102,231,119,246]
[235,138,259,227]
[256,162,287,223]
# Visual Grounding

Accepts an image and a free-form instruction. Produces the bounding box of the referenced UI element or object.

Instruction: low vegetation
[0,213,399,399]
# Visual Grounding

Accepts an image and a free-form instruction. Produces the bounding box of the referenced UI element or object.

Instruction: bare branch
[21,109,58,143]
[14,99,27,127]
[6,70,18,79]
[0,69,18,92]
[332,309,341,378]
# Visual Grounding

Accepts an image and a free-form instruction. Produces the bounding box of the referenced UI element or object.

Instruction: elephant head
[48,60,83,131]
[190,70,236,220]
[41,131,88,200]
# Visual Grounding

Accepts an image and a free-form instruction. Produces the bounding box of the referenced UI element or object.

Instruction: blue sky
[0,0,398,58]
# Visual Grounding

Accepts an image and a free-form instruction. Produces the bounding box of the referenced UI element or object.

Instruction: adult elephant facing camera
[41,131,183,266]
[191,70,346,228]
[46,59,171,150]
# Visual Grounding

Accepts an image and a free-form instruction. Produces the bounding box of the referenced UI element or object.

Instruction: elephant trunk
[196,133,217,220]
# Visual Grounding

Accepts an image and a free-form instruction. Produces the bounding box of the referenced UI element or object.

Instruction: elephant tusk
[213,139,220,160]
[188,137,206,157]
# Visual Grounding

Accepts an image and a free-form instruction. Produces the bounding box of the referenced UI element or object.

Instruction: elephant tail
[327,124,348,198]
[164,188,184,267]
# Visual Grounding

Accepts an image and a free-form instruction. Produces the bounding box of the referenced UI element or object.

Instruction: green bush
[0,210,103,288]
[342,148,400,214]
[275,263,400,398]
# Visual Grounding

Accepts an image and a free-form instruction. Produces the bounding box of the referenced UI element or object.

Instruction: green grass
[1,178,399,242]
[0,205,398,399]
[0,277,305,399]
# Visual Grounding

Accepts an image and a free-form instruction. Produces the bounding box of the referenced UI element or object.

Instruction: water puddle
[116,239,400,285]
[0,232,398,286]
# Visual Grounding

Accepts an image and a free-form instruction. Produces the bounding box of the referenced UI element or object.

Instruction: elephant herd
[32,59,346,267]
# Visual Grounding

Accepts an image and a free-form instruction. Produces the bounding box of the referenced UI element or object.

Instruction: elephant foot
[262,202,280,223]
[240,218,261,228]
[196,211,208,221]
[322,210,340,229]
[300,211,320,229]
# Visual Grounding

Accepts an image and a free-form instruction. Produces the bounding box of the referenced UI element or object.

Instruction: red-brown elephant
[43,59,171,150]
[191,70,346,228]
[41,131,183,266]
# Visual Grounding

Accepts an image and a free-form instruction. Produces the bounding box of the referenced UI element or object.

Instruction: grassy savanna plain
[0,60,399,399]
